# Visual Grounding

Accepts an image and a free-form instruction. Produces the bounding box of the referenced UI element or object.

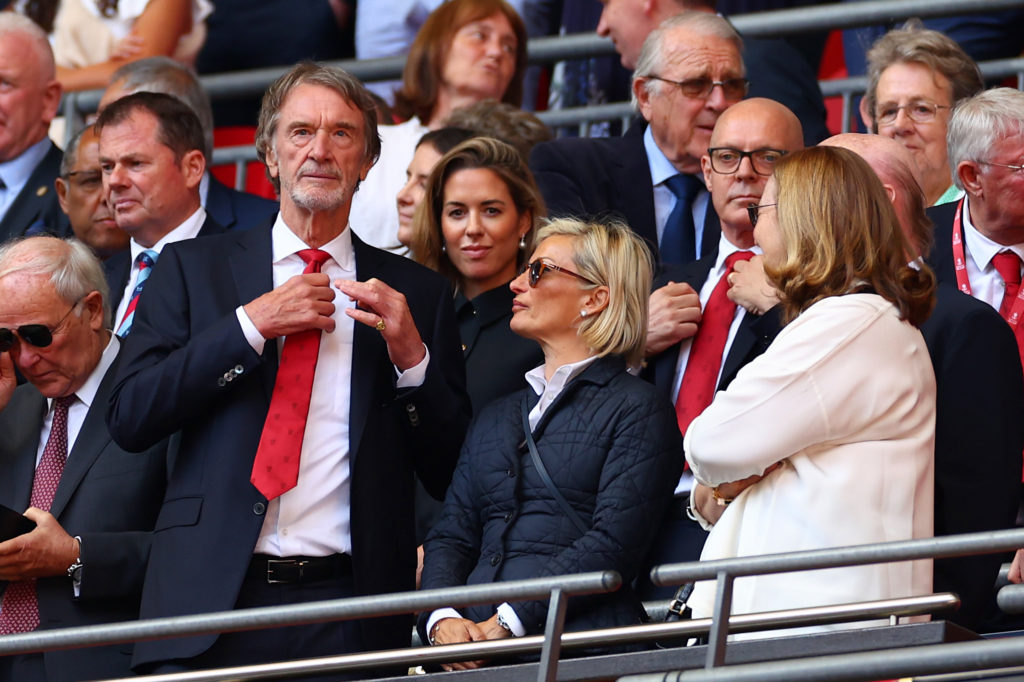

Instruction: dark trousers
[638,494,709,601]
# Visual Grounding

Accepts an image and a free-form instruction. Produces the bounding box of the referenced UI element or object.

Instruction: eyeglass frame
[0,295,86,353]
[708,147,788,176]
[520,259,597,288]
[645,75,749,101]
[874,100,951,126]
[747,203,777,228]
[978,160,1024,173]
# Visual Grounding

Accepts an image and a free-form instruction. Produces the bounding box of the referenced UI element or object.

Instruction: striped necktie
[116,249,158,337]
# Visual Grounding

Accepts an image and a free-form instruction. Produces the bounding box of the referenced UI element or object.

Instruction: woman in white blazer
[685,146,938,639]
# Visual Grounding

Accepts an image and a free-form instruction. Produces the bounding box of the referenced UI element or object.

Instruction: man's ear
[181,150,206,189]
[957,161,982,197]
[633,78,653,123]
[859,97,875,133]
[55,178,69,213]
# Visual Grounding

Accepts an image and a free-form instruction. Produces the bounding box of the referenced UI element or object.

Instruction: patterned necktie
[0,395,75,635]
[660,174,703,266]
[675,251,755,444]
[250,249,332,500]
[116,249,159,337]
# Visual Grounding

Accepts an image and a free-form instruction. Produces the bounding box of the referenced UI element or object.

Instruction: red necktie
[675,251,754,442]
[250,249,331,501]
[992,251,1022,320]
[0,395,75,635]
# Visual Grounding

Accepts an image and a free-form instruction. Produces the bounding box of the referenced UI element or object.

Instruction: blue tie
[116,249,158,337]
[661,174,703,265]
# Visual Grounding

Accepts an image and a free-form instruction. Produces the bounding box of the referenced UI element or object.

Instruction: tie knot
[53,395,75,413]
[992,251,1022,287]
[298,249,331,274]
[725,250,754,271]
[136,249,158,270]
[665,174,702,202]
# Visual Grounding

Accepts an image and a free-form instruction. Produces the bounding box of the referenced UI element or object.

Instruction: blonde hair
[535,219,653,367]
[767,147,935,326]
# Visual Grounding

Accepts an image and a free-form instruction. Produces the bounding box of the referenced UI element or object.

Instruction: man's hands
[0,352,16,413]
[1009,548,1024,584]
[0,508,78,581]
[336,278,426,371]
[726,256,779,315]
[431,614,513,671]
[244,273,336,339]
[646,282,701,356]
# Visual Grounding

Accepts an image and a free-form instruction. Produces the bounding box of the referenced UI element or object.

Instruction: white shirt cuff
[426,607,463,642]
[235,306,266,356]
[496,602,526,637]
[395,344,429,388]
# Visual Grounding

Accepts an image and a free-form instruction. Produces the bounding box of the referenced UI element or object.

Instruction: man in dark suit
[107,63,470,674]
[638,98,801,598]
[594,0,829,145]
[99,57,279,232]
[0,15,69,242]
[95,92,224,332]
[0,235,168,681]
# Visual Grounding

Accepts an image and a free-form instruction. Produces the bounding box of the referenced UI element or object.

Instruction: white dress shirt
[644,126,711,257]
[0,137,51,224]
[235,216,428,557]
[113,206,207,329]
[427,356,598,640]
[961,195,1024,312]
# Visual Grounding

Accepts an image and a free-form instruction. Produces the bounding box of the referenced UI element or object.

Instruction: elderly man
[96,92,224,335]
[639,97,803,598]
[0,14,69,241]
[594,0,828,145]
[107,63,470,674]
[98,57,278,232]
[55,127,127,261]
[0,236,168,682]
[531,12,744,266]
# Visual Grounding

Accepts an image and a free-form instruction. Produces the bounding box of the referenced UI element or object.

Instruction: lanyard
[951,198,1024,329]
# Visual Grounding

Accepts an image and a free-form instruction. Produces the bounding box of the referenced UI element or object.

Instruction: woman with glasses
[686,146,937,638]
[860,20,983,206]
[419,219,682,668]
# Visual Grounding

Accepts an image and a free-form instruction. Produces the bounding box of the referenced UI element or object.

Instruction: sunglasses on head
[0,296,84,353]
[519,260,596,287]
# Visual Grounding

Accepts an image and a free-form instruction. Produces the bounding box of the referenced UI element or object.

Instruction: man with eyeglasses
[637,98,803,599]
[55,127,128,262]
[532,12,744,268]
[0,235,169,681]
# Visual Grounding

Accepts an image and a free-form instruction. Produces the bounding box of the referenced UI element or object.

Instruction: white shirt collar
[271,213,355,273]
[644,125,684,187]
[49,333,119,411]
[129,206,207,262]
[0,137,50,192]
[525,355,599,398]
[961,195,1024,271]
[711,231,761,279]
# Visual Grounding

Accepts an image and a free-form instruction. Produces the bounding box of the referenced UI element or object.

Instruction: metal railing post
[537,587,568,682]
[705,571,735,669]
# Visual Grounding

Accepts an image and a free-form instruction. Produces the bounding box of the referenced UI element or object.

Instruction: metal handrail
[118,593,958,681]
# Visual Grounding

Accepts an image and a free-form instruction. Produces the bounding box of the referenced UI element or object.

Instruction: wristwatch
[496,611,514,635]
[66,536,83,582]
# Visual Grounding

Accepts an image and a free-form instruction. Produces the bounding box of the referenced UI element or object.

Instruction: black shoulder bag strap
[521,394,590,537]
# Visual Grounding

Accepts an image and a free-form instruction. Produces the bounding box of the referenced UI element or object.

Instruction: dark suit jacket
[529,123,721,266]
[920,283,1024,631]
[204,174,278,232]
[644,252,782,400]
[926,200,961,287]
[102,214,226,315]
[0,349,169,682]
[106,222,471,667]
[0,142,70,243]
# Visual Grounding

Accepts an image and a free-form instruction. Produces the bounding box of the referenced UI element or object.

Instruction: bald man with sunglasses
[0,236,168,682]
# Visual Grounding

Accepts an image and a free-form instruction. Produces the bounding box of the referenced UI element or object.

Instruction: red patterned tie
[675,251,754,443]
[0,395,75,634]
[250,249,331,500]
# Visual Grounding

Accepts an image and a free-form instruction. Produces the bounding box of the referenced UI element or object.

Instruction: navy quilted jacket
[421,354,683,636]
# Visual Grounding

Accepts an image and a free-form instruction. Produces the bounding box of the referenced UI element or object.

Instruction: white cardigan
[685,293,936,639]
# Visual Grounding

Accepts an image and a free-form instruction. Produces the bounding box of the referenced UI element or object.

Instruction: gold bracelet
[711,486,733,507]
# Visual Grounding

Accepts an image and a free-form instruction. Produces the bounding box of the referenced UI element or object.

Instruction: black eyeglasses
[747,203,777,228]
[519,260,596,287]
[62,169,103,191]
[647,75,749,101]
[0,296,84,353]
[875,100,950,126]
[708,147,787,176]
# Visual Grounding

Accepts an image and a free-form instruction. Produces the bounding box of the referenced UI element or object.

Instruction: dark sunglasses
[519,260,596,287]
[747,203,777,228]
[0,296,84,353]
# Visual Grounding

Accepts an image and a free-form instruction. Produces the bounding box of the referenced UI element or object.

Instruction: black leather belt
[246,554,353,584]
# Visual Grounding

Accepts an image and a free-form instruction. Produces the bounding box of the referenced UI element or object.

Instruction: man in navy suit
[0,236,168,682]
[0,15,69,242]
[99,57,279,232]
[107,63,470,675]
[96,92,225,332]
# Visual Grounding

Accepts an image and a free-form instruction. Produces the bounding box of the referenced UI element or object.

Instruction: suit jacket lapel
[349,233,388,464]
[229,222,278,402]
[0,143,61,241]
[613,126,658,252]
[0,388,46,512]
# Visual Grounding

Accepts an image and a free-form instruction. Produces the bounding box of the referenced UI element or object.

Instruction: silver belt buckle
[266,558,303,584]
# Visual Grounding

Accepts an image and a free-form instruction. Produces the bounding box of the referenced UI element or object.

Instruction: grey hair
[632,11,743,109]
[947,88,1024,190]
[109,57,215,161]
[0,13,55,79]
[0,236,111,328]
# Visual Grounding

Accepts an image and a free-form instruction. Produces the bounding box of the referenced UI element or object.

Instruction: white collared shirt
[235,216,428,556]
[671,232,761,495]
[644,126,711,258]
[0,137,51,224]
[961,195,1024,312]
[113,206,208,328]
